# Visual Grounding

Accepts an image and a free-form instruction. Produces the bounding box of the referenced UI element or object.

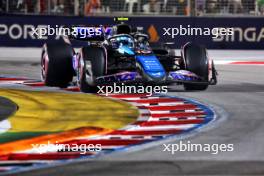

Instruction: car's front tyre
[182,42,209,91]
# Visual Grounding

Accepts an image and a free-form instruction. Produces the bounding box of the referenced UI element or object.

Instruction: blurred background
[0,0,262,17]
[0,1,263,49]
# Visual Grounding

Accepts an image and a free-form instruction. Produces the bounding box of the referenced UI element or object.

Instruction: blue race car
[41,20,217,92]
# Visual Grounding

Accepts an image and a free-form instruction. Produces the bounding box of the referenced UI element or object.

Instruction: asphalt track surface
[1,49,264,175]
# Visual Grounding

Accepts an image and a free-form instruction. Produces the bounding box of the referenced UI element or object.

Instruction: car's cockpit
[106,23,151,54]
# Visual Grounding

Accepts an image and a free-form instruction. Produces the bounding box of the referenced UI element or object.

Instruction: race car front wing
[95,70,217,85]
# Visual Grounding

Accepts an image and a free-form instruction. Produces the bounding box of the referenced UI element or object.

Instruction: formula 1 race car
[41,19,217,92]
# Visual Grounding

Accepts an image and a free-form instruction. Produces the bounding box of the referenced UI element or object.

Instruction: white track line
[0,120,11,133]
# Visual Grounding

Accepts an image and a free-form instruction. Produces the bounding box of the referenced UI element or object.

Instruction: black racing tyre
[182,43,209,91]
[41,42,74,88]
[79,46,106,93]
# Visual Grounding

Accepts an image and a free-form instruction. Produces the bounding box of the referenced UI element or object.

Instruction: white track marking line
[138,102,185,106]
[122,124,196,131]
[91,135,154,140]
[0,120,11,133]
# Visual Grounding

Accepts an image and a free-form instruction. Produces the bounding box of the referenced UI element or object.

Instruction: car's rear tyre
[182,43,209,91]
[41,42,74,88]
[79,46,106,93]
